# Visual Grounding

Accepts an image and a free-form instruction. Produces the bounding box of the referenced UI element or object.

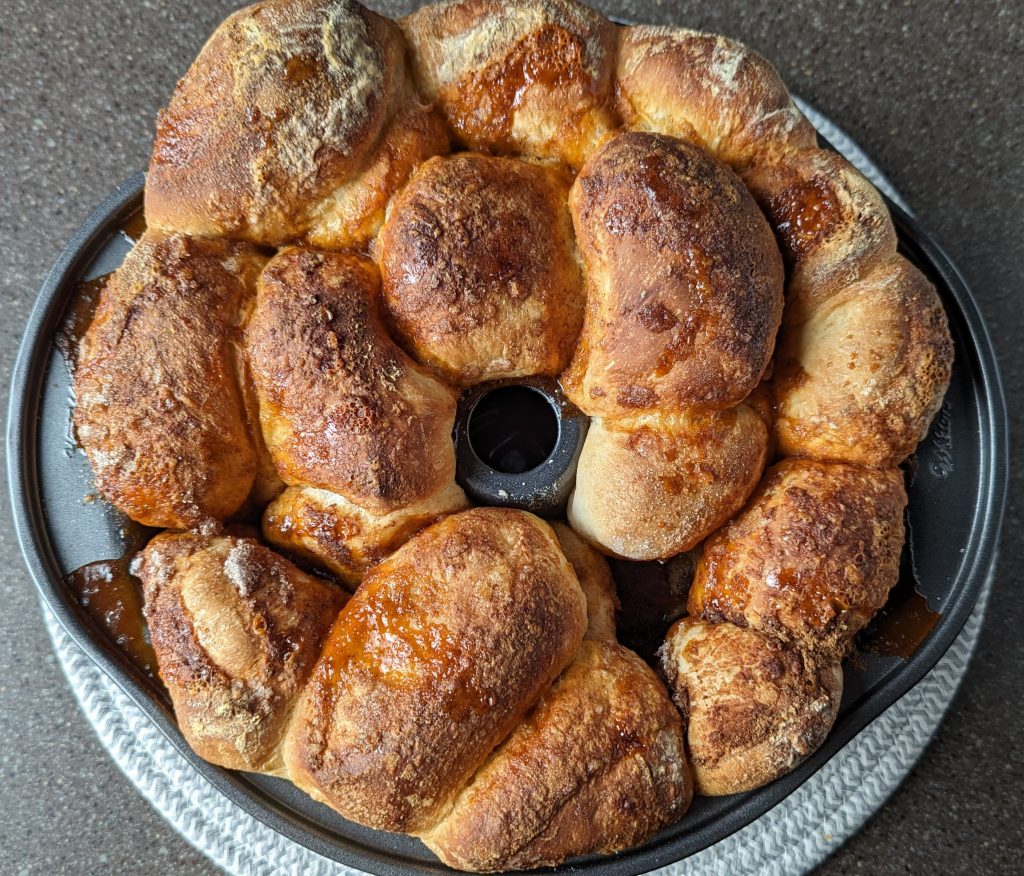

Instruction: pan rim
[6,151,1008,875]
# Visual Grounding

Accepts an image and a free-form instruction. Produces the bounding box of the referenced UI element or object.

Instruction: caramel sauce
[447,26,591,153]
[270,504,361,545]
[859,588,939,659]
[767,566,852,629]
[284,55,319,84]
[120,209,147,245]
[66,558,159,680]
[322,576,459,680]
[768,179,837,260]
[857,491,941,659]
[61,208,159,682]
[658,474,684,496]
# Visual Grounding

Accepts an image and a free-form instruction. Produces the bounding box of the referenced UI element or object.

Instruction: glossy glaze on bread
[283,508,587,832]
[401,0,618,166]
[246,247,458,511]
[563,132,784,415]
[73,231,268,528]
[690,460,908,659]
[135,510,688,864]
[379,153,584,385]
[72,0,956,869]
[146,0,448,248]
[135,529,346,773]
[421,639,692,869]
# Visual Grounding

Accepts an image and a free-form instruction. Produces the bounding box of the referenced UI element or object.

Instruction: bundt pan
[6,18,1007,876]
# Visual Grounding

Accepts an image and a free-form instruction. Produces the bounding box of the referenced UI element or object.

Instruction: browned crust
[401,0,618,166]
[616,25,816,169]
[550,522,618,641]
[136,529,346,774]
[307,101,451,250]
[378,153,584,385]
[562,131,784,415]
[742,148,898,314]
[420,640,691,871]
[568,405,768,561]
[235,344,288,513]
[73,2,963,863]
[689,459,908,659]
[660,618,842,796]
[281,508,587,833]
[245,248,458,513]
[262,481,470,587]
[772,255,954,468]
[145,0,446,248]
[73,230,267,529]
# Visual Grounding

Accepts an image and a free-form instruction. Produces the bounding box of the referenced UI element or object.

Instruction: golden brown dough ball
[245,248,458,514]
[563,131,784,416]
[135,529,346,774]
[378,153,584,385]
[282,508,586,833]
[742,148,898,315]
[550,522,619,640]
[689,459,907,659]
[73,231,267,529]
[421,640,691,870]
[660,617,842,796]
[146,0,447,248]
[401,0,618,167]
[616,26,816,169]
[772,256,954,468]
[262,481,469,587]
[568,405,768,561]
[306,101,450,250]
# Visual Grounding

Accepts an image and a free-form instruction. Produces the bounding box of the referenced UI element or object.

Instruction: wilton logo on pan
[928,400,954,479]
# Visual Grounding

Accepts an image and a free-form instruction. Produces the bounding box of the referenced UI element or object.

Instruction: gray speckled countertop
[1,1,1021,873]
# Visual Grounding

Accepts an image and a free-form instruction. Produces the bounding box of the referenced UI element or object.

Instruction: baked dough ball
[563,131,784,415]
[773,256,954,468]
[135,529,346,774]
[551,522,618,641]
[742,149,897,314]
[245,248,458,513]
[378,153,584,385]
[73,231,267,529]
[690,459,907,659]
[401,0,617,166]
[282,508,586,833]
[146,0,447,248]
[262,481,469,587]
[616,26,816,169]
[660,618,842,796]
[568,406,768,561]
[421,640,691,871]
[306,101,450,250]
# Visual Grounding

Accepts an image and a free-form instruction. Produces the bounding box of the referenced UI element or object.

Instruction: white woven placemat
[41,104,992,876]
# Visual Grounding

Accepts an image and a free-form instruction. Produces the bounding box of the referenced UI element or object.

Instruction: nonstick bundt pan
[8,109,1007,874]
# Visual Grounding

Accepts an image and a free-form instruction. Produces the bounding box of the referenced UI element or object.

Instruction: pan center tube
[454,378,589,518]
